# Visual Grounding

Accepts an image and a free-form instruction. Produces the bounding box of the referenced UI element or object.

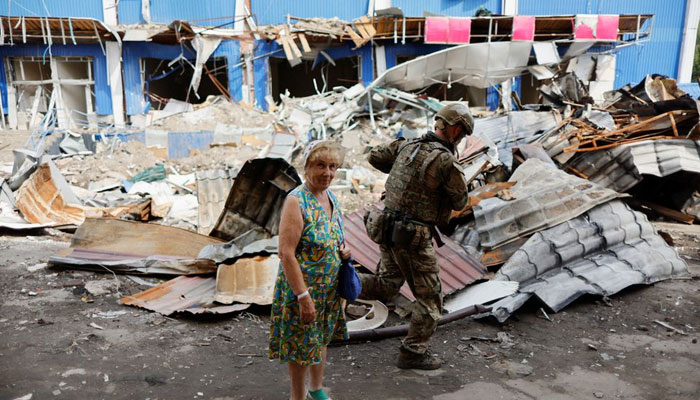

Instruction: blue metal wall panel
[118,0,144,24]
[0,44,112,115]
[678,83,700,99]
[122,40,241,115]
[391,0,501,17]
[382,42,449,70]
[96,131,147,143]
[253,40,277,110]
[167,130,215,159]
[519,0,687,87]
[0,0,103,19]
[149,0,235,24]
[119,0,236,25]
[252,0,369,25]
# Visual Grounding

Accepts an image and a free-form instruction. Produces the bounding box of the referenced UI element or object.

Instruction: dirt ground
[1,228,699,400]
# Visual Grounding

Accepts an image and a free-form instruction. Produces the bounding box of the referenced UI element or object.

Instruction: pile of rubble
[1,60,698,333]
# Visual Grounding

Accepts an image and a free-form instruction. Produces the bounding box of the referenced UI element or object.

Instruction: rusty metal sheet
[71,218,224,258]
[121,276,250,315]
[50,248,216,275]
[343,209,486,301]
[480,236,529,267]
[15,163,85,226]
[48,218,223,275]
[210,158,301,241]
[215,255,280,305]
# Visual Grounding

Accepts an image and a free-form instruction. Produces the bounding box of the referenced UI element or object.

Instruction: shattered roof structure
[474,158,624,249]
[121,276,250,316]
[481,200,689,322]
[0,16,120,44]
[568,139,700,192]
[472,110,561,168]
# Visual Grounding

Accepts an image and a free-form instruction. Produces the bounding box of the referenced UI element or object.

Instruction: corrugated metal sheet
[150,0,235,24]
[568,139,700,193]
[215,255,279,305]
[252,0,367,26]
[117,0,143,25]
[472,110,560,168]
[391,0,501,18]
[210,158,302,240]
[519,0,686,86]
[50,248,217,275]
[343,209,486,301]
[481,200,689,322]
[48,217,223,275]
[196,168,238,235]
[0,0,103,19]
[0,44,112,115]
[167,130,215,159]
[15,163,84,226]
[121,276,251,315]
[119,0,236,25]
[474,158,624,249]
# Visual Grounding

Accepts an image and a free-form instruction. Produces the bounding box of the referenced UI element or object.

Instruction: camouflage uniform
[360,133,468,355]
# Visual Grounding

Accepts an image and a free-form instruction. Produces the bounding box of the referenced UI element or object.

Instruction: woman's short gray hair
[303,140,345,170]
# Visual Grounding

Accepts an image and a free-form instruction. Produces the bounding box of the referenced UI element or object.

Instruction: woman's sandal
[306,388,331,400]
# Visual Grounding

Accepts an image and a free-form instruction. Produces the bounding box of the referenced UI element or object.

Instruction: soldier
[359,103,473,370]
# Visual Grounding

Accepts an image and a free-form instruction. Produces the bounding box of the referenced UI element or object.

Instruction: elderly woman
[269,140,350,400]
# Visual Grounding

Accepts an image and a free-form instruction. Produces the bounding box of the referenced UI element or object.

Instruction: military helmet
[435,103,474,134]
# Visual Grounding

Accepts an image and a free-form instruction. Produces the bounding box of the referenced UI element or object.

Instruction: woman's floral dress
[268,185,348,365]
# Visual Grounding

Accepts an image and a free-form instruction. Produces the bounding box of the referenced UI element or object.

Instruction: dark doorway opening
[142,57,229,108]
[269,56,361,102]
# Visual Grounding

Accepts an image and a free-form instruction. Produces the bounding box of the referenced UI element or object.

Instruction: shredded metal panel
[568,139,700,193]
[343,210,486,301]
[472,110,560,168]
[121,276,250,315]
[481,200,689,322]
[50,248,217,275]
[196,168,238,235]
[210,158,301,240]
[474,158,624,249]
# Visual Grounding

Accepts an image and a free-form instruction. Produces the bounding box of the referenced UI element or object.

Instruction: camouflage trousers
[359,243,442,355]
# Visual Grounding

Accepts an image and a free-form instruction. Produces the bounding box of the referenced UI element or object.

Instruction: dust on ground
[1,231,699,400]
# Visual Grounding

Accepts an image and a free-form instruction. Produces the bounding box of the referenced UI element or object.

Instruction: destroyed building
[0,0,698,133]
[1,0,699,332]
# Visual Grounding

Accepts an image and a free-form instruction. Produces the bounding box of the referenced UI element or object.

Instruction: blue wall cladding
[167,130,215,159]
[0,0,104,19]
[391,0,501,17]
[518,0,687,87]
[252,0,369,25]
[0,44,112,115]
[118,0,236,25]
[122,40,242,115]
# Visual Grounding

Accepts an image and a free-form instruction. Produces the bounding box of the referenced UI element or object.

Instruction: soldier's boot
[396,347,442,370]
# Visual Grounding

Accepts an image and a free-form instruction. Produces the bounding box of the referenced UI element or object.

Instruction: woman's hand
[298,295,316,323]
[340,245,351,261]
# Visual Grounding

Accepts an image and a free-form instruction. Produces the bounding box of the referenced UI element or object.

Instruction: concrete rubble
[1,34,698,330]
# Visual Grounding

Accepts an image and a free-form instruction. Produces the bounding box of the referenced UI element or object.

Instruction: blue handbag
[339,257,362,301]
[336,211,362,300]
